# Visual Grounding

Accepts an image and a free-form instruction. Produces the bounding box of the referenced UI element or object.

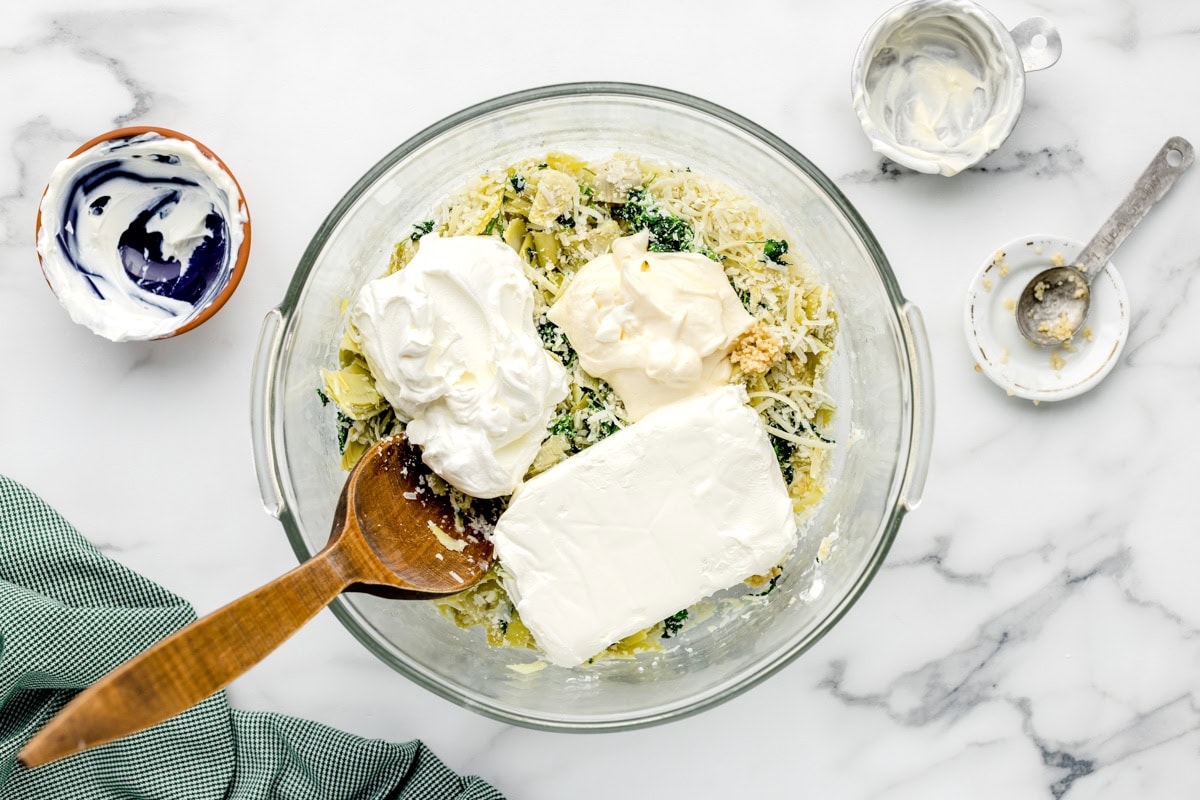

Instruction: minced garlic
[730,322,784,376]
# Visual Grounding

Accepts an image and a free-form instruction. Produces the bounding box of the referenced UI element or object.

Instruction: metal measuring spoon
[1017,137,1194,346]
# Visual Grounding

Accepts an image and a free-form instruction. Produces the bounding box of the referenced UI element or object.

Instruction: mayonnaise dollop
[37,132,247,341]
[492,384,797,668]
[351,236,568,498]
[547,231,753,420]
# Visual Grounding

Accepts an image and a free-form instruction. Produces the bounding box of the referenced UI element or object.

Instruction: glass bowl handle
[250,307,286,518]
[900,302,935,511]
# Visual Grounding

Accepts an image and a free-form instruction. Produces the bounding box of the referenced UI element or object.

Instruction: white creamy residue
[491,385,797,668]
[351,236,568,499]
[37,132,247,341]
[855,3,1021,176]
[547,231,753,420]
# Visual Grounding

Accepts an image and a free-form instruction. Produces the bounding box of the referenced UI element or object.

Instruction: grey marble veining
[2,1,1200,798]
[841,145,1086,184]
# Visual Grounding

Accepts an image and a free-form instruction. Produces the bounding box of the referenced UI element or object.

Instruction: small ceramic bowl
[964,235,1130,402]
[851,0,1061,176]
[35,126,251,342]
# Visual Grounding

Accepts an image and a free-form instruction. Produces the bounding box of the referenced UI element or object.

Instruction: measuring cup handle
[1010,18,1062,72]
[1077,137,1195,279]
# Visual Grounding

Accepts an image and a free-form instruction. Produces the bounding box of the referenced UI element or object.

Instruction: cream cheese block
[491,384,797,667]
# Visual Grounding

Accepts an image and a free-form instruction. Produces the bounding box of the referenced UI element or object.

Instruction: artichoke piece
[321,359,385,420]
[531,231,560,268]
[528,168,578,228]
[503,217,526,252]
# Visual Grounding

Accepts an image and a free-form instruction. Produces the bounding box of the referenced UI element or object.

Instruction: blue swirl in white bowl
[37,131,247,341]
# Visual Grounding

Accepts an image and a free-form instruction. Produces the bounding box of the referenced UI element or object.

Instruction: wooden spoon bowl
[18,433,492,768]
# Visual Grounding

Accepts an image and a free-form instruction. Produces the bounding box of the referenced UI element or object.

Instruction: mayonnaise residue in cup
[855,1,1021,176]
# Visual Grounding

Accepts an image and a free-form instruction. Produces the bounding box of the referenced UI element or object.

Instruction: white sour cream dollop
[548,231,753,420]
[351,236,568,498]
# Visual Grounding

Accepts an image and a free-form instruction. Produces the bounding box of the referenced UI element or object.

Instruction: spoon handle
[1077,137,1194,280]
[17,548,353,768]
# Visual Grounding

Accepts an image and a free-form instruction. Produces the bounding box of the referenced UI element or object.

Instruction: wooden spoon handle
[18,548,352,768]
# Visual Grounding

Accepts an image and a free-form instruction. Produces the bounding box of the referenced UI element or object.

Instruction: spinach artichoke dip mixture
[320,151,837,668]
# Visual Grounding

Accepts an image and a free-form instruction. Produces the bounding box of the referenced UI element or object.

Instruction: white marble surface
[3,1,1200,797]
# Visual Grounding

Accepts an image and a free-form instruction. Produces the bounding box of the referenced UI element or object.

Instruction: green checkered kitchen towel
[0,475,504,800]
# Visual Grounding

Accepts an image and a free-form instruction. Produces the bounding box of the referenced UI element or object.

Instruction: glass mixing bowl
[250,83,934,731]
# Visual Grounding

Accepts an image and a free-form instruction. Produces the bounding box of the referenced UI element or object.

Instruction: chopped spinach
[794,418,835,445]
[762,238,789,265]
[770,434,796,484]
[538,320,577,368]
[510,174,526,193]
[335,410,353,453]
[483,214,501,236]
[755,571,783,597]
[661,610,688,639]
[555,214,575,228]
[611,187,694,252]
[316,388,330,406]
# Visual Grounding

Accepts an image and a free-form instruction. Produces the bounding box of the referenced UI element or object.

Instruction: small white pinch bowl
[964,235,1130,402]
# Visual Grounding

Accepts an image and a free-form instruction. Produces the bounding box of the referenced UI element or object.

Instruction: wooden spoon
[18,433,493,768]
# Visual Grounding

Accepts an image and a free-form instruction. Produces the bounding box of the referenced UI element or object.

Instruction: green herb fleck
[537,162,548,169]
[555,214,575,228]
[580,183,595,199]
[762,238,789,265]
[498,619,509,635]
[661,610,689,639]
[539,320,578,368]
[549,414,574,436]
[410,220,435,241]
[483,214,501,236]
[769,434,796,485]
[335,410,353,453]
[787,415,835,445]
[800,421,835,445]
[755,571,783,597]
[510,175,526,193]
[316,388,330,406]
